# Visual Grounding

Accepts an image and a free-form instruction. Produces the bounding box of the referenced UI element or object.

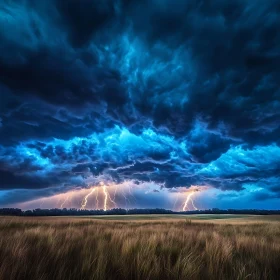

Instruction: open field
[88,214,280,223]
[0,215,280,280]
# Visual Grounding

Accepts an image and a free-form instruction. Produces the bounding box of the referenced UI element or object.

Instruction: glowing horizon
[13,182,210,211]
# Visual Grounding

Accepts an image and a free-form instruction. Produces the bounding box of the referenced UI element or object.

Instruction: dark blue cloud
[0,0,280,207]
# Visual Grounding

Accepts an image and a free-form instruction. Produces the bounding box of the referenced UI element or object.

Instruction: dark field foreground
[0,216,280,280]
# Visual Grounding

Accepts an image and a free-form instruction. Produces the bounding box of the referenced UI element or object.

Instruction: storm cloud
[0,0,280,207]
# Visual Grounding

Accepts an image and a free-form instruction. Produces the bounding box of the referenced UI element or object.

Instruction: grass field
[88,213,280,222]
[0,215,280,280]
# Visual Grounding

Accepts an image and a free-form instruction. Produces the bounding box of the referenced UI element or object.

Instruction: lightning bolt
[190,196,198,210]
[60,191,73,209]
[182,191,197,211]
[173,193,179,211]
[102,185,108,211]
[121,188,129,209]
[95,188,99,209]
[113,185,117,201]
[127,184,137,205]
[60,194,70,208]
[100,182,117,210]
[107,191,117,208]
[81,188,95,210]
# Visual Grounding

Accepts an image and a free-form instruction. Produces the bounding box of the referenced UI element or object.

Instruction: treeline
[0,208,173,216]
[0,208,280,216]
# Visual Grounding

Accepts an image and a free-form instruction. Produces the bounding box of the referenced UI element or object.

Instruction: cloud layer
[0,0,280,207]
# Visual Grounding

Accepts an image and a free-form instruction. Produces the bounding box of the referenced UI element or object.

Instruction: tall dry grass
[0,217,279,280]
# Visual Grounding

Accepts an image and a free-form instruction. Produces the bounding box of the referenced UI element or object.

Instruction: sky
[0,0,280,210]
